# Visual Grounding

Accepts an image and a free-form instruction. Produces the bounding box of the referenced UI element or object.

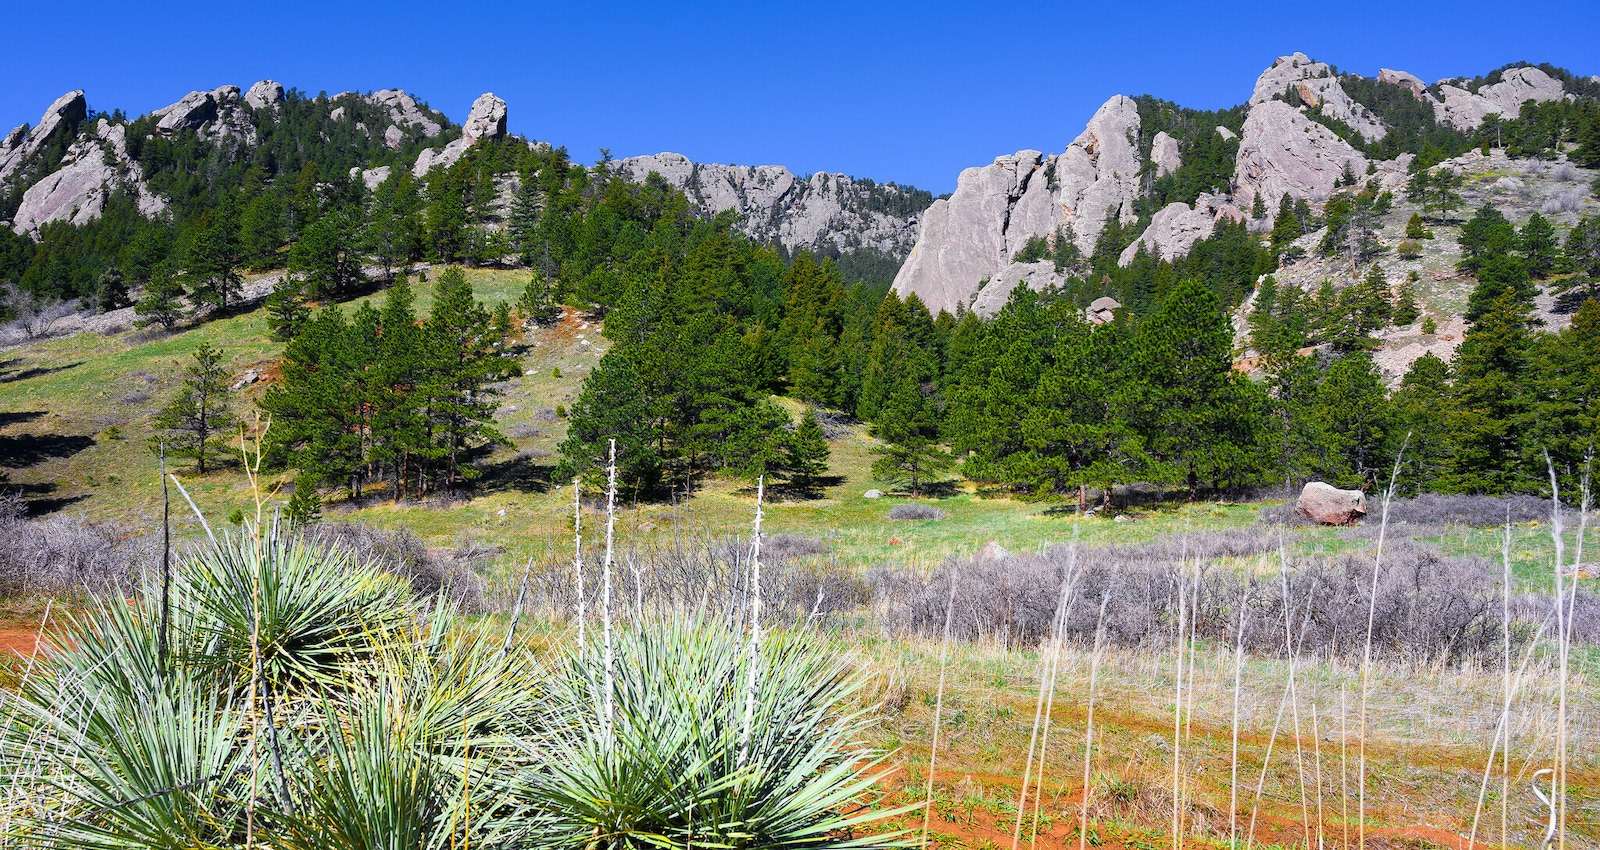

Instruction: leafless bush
[518,533,865,625]
[1384,493,1550,526]
[1543,186,1590,215]
[0,282,79,341]
[872,527,1525,664]
[532,407,559,424]
[811,408,854,439]
[298,521,487,612]
[0,496,152,598]
[116,391,152,406]
[888,503,947,521]
[1551,162,1582,183]
[506,422,544,440]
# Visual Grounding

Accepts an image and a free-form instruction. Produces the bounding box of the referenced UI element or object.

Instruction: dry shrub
[872,526,1523,664]
[506,422,544,440]
[1551,162,1582,182]
[1543,186,1590,215]
[299,521,487,612]
[0,494,152,597]
[887,503,947,521]
[1384,493,1549,526]
[811,408,854,439]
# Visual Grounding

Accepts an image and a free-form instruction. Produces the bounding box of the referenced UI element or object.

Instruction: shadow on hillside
[1552,288,1598,315]
[474,453,555,496]
[0,411,47,429]
[0,432,95,469]
[5,481,88,516]
[0,360,81,384]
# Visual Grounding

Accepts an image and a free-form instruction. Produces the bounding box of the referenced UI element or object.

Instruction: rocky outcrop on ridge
[611,151,926,260]
[11,119,165,236]
[1234,100,1367,209]
[1431,66,1569,130]
[413,93,507,176]
[1250,52,1387,142]
[244,80,285,110]
[0,90,88,187]
[892,96,1145,314]
[1119,193,1243,265]
[1151,131,1181,177]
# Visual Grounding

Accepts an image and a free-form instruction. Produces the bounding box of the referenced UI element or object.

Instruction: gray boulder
[977,541,1011,563]
[1295,482,1367,526]
[384,124,405,150]
[1087,296,1120,324]
[369,89,442,137]
[1215,125,1237,141]
[244,80,285,110]
[968,260,1064,317]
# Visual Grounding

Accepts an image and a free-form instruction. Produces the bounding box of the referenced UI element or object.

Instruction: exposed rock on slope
[1250,52,1387,142]
[968,260,1063,316]
[1234,99,1366,209]
[12,120,165,236]
[0,90,87,186]
[1119,193,1242,265]
[1432,66,1569,130]
[612,151,926,260]
[892,95,1144,314]
[244,80,285,110]
[413,93,506,176]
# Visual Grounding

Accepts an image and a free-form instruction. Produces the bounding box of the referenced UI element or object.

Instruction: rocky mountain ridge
[0,83,932,261]
[891,53,1594,316]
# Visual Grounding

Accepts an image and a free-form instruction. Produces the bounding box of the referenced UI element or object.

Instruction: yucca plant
[520,620,910,849]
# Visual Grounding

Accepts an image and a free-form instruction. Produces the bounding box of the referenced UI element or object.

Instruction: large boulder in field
[1296,482,1366,526]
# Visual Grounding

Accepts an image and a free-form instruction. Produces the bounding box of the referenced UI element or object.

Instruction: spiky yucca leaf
[174,531,414,694]
[1,598,255,850]
[521,621,911,849]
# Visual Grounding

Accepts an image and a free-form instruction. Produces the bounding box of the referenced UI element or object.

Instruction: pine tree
[516,274,560,327]
[1392,277,1421,326]
[1313,352,1393,487]
[133,269,187,330]
[94,266,129,313]
[152,342,238,474]
[184,199,243,312]
[1391,352,1453,492]
[785,408,832,495]
[506,175,541,258]
[870,371,952,498]
[418,266,511,493]
[264,275,309,341]
[1518,212,1559,279]
[1445,289,1539,493]
[1404,212,1433,240]
[290,207,367,300]
[556,349,663,492]
[284,474,322,529]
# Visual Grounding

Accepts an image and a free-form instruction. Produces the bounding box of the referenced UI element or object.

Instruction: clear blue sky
[1,0,1595,193]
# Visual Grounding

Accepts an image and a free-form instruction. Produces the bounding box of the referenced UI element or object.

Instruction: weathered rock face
[1086,296,1120,324]
[383,124,405,150]
[0,90,87,187]
[244,80,285,110]
[1235,100,1366,210]
[368,89,443,137]
[1433,66,1569,130]
[892,95,1143,314]
[1295,482,1367,526]
[413,92,507,176]
[11,120,165,236]
[352,165,392,192]
[1118,193,1242,265]
[1151,131,1181,177]
[155,90,219,134]
[1250,53,1386,142]
[462,93,507,143]
[968,260,1063,316]
[1377,68,1426,99]
[612,152,925,261]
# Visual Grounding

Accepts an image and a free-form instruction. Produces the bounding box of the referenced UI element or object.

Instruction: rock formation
[1377,68,1426,99]
[1249,53,1387,142]
[968,260,1063,316]
[0,90,87,187]
[892,95,1144,314]
[243,80,285,110]
[11,120,164,236]
[611,152,925,261]
[413,93,507,176]
[1432,66,1569,130]
[1118,193,1243,265]
[368,89,443,137]
[1234,100,1366,210]
[1151,131,1181,177]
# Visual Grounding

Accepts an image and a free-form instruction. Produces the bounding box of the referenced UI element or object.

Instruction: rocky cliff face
[612,152,926,260]
[891,53,1589,315]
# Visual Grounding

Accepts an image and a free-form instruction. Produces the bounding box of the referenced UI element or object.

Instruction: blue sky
[1,0,1595,193]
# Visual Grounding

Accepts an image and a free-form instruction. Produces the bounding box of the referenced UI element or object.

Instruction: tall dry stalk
[922,568,959,847]
[1078,592,1111,850]
[1030,535,1081,849]
[1280,552,1312,846]
[736,475,765,769]
[1312,704,1325,850]
[574,479,584,643]
[602,440,618,744]
[1171,566,1189,849]
[1356,443,1406,850]
[158,440,171,679]
[1230,591,1251,848]
[1011,548,1080,850]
